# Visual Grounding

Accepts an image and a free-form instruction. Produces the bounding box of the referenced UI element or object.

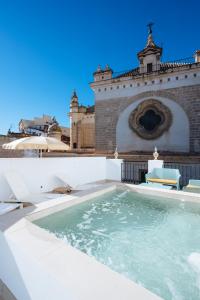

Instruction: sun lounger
[54,173,72,192]
[55,173,101,191]
[4,170,64,204]
[0,203,21,215]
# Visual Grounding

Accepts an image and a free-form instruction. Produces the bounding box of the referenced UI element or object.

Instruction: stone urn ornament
[114,147,119,159]
[153,146,159,160]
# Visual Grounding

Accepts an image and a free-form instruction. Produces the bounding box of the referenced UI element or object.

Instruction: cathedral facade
[90,28,200,154]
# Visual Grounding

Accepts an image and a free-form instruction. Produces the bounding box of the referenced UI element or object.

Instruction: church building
[90,25,200,154]
[69,91,95,150]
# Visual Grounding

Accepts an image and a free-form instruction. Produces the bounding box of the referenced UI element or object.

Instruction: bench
[145,168,181,190]
[139,182,173,190]
[183,179,200,193]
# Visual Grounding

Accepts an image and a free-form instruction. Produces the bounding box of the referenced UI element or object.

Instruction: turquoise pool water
[34,189,200,300]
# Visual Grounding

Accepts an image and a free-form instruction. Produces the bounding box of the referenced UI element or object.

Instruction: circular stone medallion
[129,99,172,140]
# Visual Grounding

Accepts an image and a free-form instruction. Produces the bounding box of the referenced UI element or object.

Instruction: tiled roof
[160,62,192,71]
[113,62,193,79]
[114,67,139,78]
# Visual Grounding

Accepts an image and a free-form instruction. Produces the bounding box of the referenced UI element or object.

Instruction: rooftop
[114,57,199,79]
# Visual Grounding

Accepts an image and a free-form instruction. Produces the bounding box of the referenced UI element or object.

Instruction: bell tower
[69,90,79,149]
[70,90,79,113]
[137,23,162,74]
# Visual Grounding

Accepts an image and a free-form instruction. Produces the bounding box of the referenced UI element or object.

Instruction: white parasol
[2,136,69,156]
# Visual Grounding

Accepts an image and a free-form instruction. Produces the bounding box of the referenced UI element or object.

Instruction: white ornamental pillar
[148,147,163,172]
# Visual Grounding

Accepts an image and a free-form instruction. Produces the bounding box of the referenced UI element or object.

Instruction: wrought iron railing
[164,162,200,187]
[121,161,148,184]
[121,161,200,187]
[112,56,198,79]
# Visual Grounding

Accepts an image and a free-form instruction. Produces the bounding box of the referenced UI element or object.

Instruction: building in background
[69,91,95,150]
[19,115,56,136]
[0,116,70,157]
[19,115,70,144]
[90,25,200,154]
[3,26,199,155]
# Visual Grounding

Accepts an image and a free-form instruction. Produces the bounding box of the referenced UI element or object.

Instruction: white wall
[0,157,123,201]
[0,232,72,300]
[148,160,163,172]
[116,96,190,153]
[93,70,200,101]
[0,157,106,201]
[106,159,123,181]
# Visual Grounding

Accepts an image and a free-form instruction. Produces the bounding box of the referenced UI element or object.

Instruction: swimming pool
[34,188,200,300]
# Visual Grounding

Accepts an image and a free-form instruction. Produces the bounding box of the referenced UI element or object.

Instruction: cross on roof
[147,22,154,34]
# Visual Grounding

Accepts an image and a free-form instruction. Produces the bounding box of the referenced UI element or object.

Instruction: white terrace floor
[1,181,200,300]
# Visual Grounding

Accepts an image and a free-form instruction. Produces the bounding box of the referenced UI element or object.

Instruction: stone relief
[129,99,172,140]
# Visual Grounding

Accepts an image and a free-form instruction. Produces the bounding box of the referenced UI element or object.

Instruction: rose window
[129,99,172,140]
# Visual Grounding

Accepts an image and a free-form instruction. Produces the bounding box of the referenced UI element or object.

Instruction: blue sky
[0,0,199,133]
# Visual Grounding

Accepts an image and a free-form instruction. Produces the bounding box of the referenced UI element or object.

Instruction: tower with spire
[69,90,95,150]
[69,90,79,149]
[137,23,162,74]
[70,90,79,112]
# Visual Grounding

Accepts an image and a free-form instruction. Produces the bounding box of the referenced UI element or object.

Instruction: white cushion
[0,203,20,215]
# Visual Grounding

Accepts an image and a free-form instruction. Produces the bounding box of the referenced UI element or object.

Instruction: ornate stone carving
[153,146,159,160]
[114,147,119,159]
[129,99,172,140]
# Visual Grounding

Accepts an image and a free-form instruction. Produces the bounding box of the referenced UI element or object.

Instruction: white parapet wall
[0,157,123,201]
[148,160,164,173]
[106,159,123,181]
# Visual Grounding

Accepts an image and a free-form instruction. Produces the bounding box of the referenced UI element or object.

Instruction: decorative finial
[52,116,58,124]
[8,124,12,133]
[114,147,119,159]
[71,89,77,99]
[97,65,101,72]
[147,22,154,35]
[153,146,159,160]
[146,22,156,48]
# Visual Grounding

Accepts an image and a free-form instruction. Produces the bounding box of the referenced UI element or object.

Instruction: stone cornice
[90,63,200,88]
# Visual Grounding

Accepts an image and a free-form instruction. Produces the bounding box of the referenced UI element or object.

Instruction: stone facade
[69,91,95,150]
[94,85,200,153]
[90,28,200,154]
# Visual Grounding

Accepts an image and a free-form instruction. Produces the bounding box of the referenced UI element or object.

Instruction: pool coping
[1,182,200,300]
